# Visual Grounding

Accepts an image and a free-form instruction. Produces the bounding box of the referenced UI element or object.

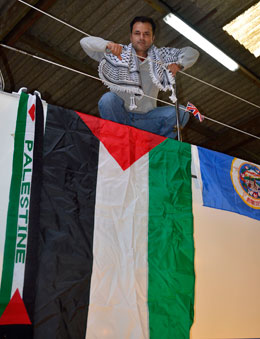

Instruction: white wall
[191,146,260,338]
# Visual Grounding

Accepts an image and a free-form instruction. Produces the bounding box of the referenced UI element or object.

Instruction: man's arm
[80,37,123,61]
[179,47,199,70]
[80,37,109,62]
[167,46,199,76]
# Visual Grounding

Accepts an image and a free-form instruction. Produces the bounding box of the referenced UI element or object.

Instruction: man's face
[130,22,155,55]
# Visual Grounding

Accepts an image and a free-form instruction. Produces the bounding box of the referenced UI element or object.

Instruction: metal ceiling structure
[1,0,259,163]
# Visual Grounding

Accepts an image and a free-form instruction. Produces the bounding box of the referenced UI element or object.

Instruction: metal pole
[174,81,182,142]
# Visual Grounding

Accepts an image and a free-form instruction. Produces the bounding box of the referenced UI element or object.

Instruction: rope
[17,0,260,111]
[1,43,260,141]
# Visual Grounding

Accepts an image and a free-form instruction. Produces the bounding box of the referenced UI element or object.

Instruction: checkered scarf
[98,43,184,110]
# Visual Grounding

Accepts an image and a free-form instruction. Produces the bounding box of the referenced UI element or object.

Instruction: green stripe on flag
[148,138,194,339]
[0,92,29,316]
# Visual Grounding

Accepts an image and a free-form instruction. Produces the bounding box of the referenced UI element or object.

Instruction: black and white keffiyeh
[98,43,184,110]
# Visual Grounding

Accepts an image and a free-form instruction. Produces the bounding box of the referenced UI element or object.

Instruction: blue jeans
[98,92,189,139]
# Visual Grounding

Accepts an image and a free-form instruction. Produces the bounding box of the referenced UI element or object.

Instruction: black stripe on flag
[34,105,99,339]
[0,324,33,339]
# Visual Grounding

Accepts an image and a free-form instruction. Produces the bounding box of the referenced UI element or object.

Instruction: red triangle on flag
[28,104,35,121]
[76,113,166,170]
[0,289,31,325]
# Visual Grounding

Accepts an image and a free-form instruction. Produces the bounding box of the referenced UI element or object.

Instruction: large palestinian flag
[33,102,194,339]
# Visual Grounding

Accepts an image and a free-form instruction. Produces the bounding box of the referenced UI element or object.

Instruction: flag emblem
[231,158,260,209]
[28,104,35,121]
[186,102,204,122]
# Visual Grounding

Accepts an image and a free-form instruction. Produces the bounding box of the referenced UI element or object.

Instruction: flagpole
[174,82,182,142]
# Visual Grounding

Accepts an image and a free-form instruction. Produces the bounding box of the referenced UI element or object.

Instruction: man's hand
[106,42,123,60]
[167,63,182,76]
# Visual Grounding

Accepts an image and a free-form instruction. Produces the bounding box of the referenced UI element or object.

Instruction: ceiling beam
[234,147,260,164]
[20,33,97,77]
[201,115,260,152]
[186,121,217,139]
[2,0,59,45]
[0,0,39,41]
[0,48,15,90]
[223,132,260,154]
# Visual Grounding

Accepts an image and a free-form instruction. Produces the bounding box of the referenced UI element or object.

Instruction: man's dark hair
[130,16,156,35]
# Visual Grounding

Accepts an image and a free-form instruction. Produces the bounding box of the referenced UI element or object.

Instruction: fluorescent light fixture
[223,2,260,58]
[163,13,239,71]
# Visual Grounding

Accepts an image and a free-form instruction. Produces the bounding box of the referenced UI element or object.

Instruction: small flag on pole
[186,102,204,122]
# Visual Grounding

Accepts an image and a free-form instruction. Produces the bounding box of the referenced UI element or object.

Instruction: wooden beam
[0,0,39,41]
[227,146,260,165]
[20,33,98,77]
[238,65,260,89]
[186,121,217,139]
[224,132,260,153]
[143,0,167,14]
[0,48,15,91]
[201,115,260,152]
[3,0,59,45]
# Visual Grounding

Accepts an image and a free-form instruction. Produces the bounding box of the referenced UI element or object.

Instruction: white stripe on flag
[86,142,149,339]
[0,93,20,288]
